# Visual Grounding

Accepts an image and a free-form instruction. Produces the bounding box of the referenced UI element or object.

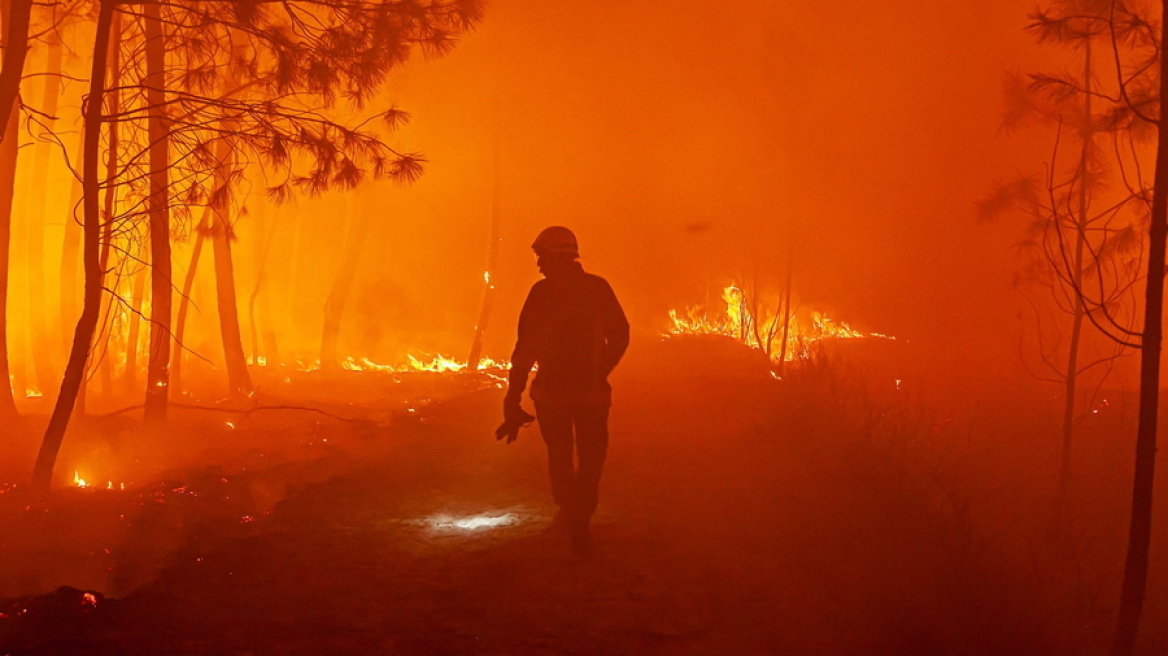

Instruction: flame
[333,353,509,374]
[74,471,124,490]
[667,284,891,363]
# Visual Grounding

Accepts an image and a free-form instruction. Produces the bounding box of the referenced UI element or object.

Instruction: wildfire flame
[248,352,509,375]
[74,471,125,490]
[667,285,892,363]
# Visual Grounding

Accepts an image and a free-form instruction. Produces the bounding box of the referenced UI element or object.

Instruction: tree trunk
[1058,41,1093,509]
[26,32,62,394]
[123,264,146,392]
[467,142,501,370]
[0,0,31,135]
[32,0,113,494]
[209,140,251,396]
[171,220,206,397]
[142,3,172,423]
[247,197,281,367]
[320,197,367,371]
[1113,3,1168,651]
[94,11,121,403]
[0,61,19,419]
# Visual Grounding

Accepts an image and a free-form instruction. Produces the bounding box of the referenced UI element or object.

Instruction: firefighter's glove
[496,395,535,445]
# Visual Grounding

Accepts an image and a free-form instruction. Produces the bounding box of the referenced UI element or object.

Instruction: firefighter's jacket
[508,262,630,406]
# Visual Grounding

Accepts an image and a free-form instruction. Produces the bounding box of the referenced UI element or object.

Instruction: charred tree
[142,1,172,423]
[0,0,31,135]
[1113,3,1168,650]
[32,0,114,494]
[93,11,122,403]
[990,4,1145,522]
[0,0,25,420]
[171,216,207,396]
[208,139,251,396]
[0,81,17,420]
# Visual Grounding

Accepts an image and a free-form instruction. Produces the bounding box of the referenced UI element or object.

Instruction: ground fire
[666,284,893,365]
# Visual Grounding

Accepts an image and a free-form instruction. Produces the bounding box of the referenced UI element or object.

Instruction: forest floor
[0,338,1164,655]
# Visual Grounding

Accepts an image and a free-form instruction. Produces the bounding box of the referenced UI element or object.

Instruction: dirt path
[91,382,801,655]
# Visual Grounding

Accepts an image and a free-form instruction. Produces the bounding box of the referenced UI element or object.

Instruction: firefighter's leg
[535,402,576,512]
[573,404,610,523]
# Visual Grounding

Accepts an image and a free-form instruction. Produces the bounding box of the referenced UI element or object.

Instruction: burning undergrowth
[665,284,896,372]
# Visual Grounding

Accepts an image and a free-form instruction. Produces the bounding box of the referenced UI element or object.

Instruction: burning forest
[3,0,1168,654]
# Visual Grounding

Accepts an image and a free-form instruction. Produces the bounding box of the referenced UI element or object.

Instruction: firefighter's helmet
[531,226,579,258]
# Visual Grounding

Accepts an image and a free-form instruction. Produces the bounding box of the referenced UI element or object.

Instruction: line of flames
[667,285,892,363]
[244,353,511,374]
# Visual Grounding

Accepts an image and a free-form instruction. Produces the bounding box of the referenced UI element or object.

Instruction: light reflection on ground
[388,506,542,551]
[425,513,519,531]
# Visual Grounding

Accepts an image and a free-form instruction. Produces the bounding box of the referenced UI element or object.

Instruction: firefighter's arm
[601,281,630,375]
[506,284,541,408]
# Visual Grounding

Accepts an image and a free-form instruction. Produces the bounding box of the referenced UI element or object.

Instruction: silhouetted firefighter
[500,226,630,556]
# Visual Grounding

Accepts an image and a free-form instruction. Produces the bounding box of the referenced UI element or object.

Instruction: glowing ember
[667,284,892,363]
[81,593,98,607]
[73,471,88,488]
[426,513,518,531]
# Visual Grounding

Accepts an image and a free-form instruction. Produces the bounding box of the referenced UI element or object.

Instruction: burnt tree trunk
[32,0,113,493]
[0,0,31,133]
[1113,2,1168,651]
[0,0,30,402]
[171,219,206,397]
[0,58,18,419]
[93,11,121,402]
[209,140,251,396]
[142,2,172,423]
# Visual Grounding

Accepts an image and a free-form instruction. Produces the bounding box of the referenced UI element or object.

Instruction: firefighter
[501,226,630,556]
